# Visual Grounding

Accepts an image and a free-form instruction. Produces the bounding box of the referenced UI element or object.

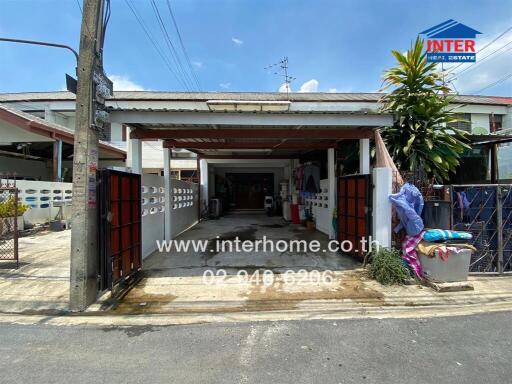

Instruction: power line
[149,0,195,90]
[165,0,201,90]
[446,25,512,76]
[474,71,512,94]
[124,0,189,90]
[448,40,512,81]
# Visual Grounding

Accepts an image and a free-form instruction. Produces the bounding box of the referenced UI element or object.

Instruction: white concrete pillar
[372,167,392,249]
[110,122,123,142]
[328,148,336,239]
[128,128,142,174]
[163,147,172,241]
[359,138,370,175]
[208,166,215,199]
[200,159,209,211]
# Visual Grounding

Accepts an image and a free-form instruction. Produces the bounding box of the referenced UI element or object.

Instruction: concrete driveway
[0,230,70,313]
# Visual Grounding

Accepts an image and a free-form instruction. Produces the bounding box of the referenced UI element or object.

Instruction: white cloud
[192,61,203,69]
[108,74,146,91]
[278,83,291,92]
[298,79,319,93]
[328,88,338,93]
[219,82,231,89]
[231,37,243,46]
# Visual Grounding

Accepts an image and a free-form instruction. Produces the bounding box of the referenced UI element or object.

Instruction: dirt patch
[112,271,384,315]
[242,271,384,311]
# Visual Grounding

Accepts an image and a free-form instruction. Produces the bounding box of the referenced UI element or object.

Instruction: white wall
[305,179,331,235]
[141,174,165,259]
[169,179,198,238]
[3,180,74,226]
[471,113,490,134]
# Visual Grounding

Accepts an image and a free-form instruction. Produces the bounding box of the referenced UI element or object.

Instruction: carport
[109,93,394,273]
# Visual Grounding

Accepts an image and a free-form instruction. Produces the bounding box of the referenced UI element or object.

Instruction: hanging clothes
[389,183,425,236]
[303,163,320,193]
[402,231,424,278]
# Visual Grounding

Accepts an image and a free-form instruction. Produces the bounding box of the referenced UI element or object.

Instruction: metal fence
[0,178,19,268]
[451,184,512,273]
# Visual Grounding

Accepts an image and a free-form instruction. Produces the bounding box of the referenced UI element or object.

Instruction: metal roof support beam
[163,140,337,150]
[131,128,374,140]
[111,111,393,127]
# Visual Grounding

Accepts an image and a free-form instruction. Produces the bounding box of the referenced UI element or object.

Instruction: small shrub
[367,247,410,285]
[0,196,30,218]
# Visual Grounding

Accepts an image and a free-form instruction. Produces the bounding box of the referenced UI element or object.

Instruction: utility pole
[70,0,105,311]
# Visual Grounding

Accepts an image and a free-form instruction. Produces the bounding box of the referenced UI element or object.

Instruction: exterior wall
[169,179,198,238]
[471,113,490,134]
[0,120,51,142]
[306,179,331,235]
[141,174,165,259]
[5,180,74,226]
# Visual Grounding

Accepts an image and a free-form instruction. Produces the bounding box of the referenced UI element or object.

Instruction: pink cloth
[402,231,424,277]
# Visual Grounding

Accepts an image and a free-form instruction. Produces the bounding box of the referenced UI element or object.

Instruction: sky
[0,0,511,96]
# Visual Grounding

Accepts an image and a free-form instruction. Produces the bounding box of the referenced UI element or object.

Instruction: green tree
[380,37,470,181]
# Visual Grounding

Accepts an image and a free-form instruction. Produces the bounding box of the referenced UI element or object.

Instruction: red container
[290,204,300,224]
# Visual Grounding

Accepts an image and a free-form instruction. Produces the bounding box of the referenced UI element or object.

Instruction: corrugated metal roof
[0,91,510,105]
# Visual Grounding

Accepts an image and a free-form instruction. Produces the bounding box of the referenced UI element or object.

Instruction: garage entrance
[109,94,394,276]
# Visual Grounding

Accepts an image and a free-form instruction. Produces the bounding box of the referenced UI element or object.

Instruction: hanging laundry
[402,231,424,277]
[303,163,320,193]
[389,183,424,236]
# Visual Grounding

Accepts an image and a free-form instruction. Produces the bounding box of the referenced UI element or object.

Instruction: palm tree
[380,37,470,182]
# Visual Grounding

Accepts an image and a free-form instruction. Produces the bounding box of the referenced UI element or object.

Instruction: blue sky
[0,0,511,96]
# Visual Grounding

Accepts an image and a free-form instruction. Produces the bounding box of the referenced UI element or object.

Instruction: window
[449,113,472,132]
[489,114,503,132]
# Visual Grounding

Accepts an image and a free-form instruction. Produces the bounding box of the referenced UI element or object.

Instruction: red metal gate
[338,175,372,258]
[98,169,142,291]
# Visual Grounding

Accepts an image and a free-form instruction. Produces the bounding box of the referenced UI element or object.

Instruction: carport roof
[0,105,126,159]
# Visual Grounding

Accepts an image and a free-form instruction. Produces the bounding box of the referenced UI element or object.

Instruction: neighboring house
[0,104,125,181]
[0,91,510,181]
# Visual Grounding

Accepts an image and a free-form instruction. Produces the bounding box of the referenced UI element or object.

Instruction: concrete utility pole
[70,0,105,311]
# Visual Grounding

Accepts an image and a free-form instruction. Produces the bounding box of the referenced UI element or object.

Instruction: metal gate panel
[0,179,19,268]
[451,184,512,273]
[98,169,141,291]
[338,175,371,258]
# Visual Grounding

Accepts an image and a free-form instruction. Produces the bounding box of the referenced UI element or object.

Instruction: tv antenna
[265,56,295,96]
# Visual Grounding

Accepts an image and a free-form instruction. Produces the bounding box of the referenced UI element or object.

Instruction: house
[1,91,510,182]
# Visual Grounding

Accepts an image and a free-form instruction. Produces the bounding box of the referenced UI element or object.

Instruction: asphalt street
[0,312,510,384]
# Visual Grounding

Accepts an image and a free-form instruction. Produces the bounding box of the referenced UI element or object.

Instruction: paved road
[1,312,510,384]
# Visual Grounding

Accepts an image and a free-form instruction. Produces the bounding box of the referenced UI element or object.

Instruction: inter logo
[420,19,482,63]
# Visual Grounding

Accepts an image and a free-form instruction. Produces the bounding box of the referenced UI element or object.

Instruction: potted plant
[0,196,30,235]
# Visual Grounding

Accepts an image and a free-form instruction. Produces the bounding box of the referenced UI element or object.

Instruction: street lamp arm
[0,37,79,64]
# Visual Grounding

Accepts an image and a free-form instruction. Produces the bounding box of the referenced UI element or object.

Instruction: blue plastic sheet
[389,183,425,236]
